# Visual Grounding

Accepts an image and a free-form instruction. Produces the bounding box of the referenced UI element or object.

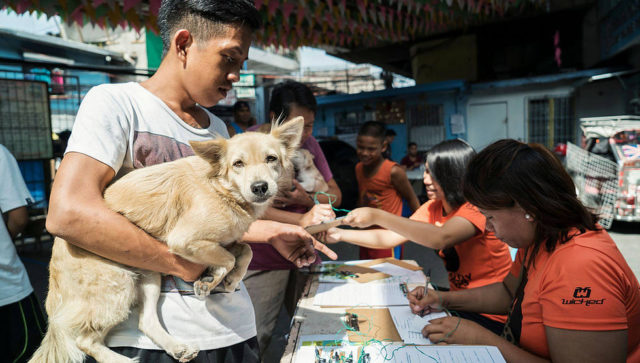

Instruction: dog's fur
[255,123,329,194]
[29,118,304,363]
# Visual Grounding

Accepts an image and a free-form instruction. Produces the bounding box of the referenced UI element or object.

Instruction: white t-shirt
[0,144,34,307]
[66,82,256,350]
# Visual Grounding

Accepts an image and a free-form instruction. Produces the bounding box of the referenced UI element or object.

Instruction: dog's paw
[220,274,242,292]
[168,343,199,362]
[193,277,216,299]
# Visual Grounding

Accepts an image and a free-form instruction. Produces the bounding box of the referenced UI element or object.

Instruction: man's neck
[140,64,210,129]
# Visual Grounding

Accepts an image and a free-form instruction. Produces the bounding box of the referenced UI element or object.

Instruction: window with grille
[408,103,445,151]
[528,96,575,148]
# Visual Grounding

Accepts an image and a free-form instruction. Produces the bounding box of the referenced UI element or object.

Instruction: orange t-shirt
[509,229,640,361]
[411,200,512,323]
[355,159,403,259]
[410,200,513,290]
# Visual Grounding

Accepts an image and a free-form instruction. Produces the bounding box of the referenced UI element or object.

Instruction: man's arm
[241,219,337,266]
[46,152,205,281]
[262,204,335,228]
[4,206,29,239]
[390,165,420,211]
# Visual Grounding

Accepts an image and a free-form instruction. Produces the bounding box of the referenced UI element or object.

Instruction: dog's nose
[251,181,269,197]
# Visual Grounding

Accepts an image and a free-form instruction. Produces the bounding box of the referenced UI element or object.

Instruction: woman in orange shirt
[410,139,640,362]
[323,139,512,334]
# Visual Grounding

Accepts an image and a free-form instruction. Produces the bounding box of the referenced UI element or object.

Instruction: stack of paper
[313,282,409,307]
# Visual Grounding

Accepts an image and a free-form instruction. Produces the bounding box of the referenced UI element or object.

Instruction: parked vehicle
[578,115,640,224]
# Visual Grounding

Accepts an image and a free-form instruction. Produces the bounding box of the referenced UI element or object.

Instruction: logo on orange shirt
[573,287,591,298]
[561,286,605,306]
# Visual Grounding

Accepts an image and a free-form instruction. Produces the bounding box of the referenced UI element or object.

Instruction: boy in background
[401,142,424,170]
[354,121,420,259]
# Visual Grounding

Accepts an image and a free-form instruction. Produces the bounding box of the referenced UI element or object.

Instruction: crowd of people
[2,1,638,362]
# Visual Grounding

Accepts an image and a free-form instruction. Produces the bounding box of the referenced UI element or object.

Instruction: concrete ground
[17,220,639,363]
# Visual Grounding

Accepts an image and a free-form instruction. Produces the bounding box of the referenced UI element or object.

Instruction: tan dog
[256,123,329,194]
[29,118,304,363]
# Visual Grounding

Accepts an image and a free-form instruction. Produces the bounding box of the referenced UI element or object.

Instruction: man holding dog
[45,1,335,362]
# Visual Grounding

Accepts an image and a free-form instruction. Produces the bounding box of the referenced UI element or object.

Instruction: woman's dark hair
[269,81,317,120]
[427,139,476,210]
[463,139,599,264]
[358,121,386,142]
[233,100,250,113]
[158,0,262,54]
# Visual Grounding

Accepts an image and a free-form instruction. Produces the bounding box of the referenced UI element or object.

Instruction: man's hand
[299,204,335,228]
[268,223,338,267]
[342,207,379,229]
[422,316,487,345]
[274,180,314,209]
[407,286,445,315]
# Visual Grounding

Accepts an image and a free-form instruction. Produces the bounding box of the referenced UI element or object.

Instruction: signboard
[236,73,256,87]
[0,79,53,160]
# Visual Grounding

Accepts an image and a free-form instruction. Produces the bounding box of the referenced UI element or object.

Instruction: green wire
[313,191,352,214]
[28,295,44,336]
[13,300,28,363]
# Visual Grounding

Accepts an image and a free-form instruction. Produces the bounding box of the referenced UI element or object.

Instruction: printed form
[313,282,409,306]
[388,306,448,345]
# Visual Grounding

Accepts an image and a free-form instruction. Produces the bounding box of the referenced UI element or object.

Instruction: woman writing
[323,139,512,333]
[409,139,640,362]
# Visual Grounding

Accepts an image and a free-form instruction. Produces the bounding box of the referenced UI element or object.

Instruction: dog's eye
[233,160,244,168]
[266,155,278,163]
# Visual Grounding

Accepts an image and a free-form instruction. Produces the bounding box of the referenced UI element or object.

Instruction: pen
[419,268,431,317]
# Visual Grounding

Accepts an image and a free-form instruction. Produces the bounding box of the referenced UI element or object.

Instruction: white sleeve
[0,145,33,213]
[65,85,130,174]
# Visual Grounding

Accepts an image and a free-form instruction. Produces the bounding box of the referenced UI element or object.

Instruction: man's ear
[190,138,227,176]
[173,29,193,63]
[271,116,304,152]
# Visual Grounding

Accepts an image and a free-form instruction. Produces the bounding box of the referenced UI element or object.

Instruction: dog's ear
[271,116,304,153]
[190,138,227,176]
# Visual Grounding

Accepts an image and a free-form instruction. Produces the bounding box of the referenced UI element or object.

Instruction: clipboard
[345,308,402,343]
[304,216,346,234]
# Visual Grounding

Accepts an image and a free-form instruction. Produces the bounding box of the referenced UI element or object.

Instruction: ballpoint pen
[419,268,431,317]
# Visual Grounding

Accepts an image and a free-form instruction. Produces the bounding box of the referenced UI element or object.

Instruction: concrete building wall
[465,84,574,150]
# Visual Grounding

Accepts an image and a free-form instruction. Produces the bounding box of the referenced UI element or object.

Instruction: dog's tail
[28,321,84,363]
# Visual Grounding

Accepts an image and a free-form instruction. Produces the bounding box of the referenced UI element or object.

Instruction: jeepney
[576,115,640,224]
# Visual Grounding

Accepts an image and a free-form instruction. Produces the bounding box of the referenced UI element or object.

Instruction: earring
[525,213,532,221]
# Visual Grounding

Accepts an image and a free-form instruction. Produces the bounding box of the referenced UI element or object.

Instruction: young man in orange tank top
[354,121,420,259]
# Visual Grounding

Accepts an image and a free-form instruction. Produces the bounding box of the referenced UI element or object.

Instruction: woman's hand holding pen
[407,286,444,316]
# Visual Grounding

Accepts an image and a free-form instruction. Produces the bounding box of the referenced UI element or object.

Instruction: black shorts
[0,292,47,363]
[84,336,260,363]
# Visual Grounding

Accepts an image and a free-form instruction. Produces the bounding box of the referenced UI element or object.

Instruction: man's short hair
[158,0,262,55]
[358,121,387,141]
[385,129,397,137]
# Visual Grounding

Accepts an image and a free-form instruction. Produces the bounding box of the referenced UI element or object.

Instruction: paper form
[364,344,506,363]
[388,306,448,345]
[313,282,409,306]
[368,262,427,284]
